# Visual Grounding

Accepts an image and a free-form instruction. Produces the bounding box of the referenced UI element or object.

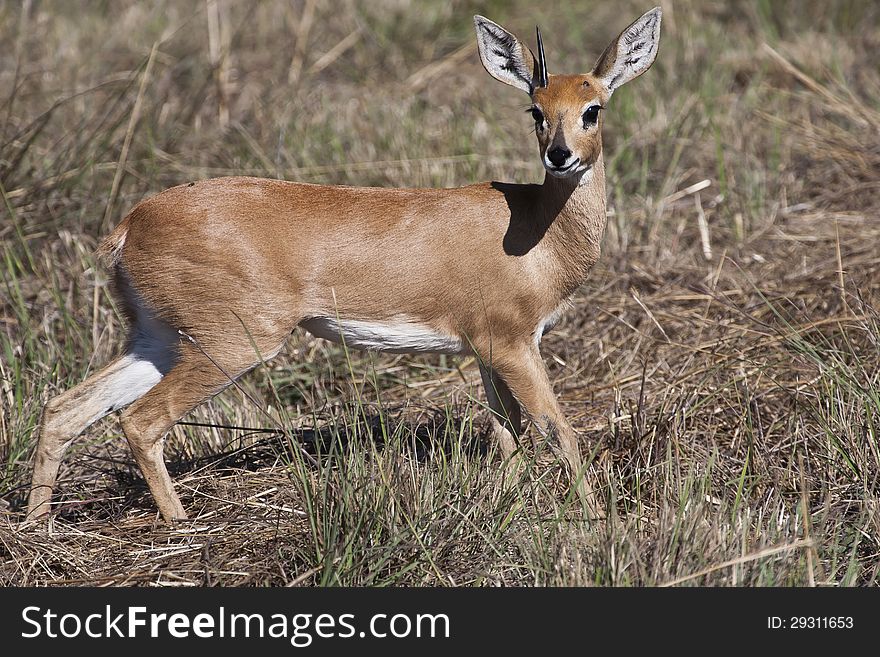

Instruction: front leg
[487,344,603,517]
[479,364,522,460]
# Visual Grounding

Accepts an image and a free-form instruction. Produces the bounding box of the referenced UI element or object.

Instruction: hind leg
[26,354,169,520]
[119,340,283,523]
[26,298,179,522]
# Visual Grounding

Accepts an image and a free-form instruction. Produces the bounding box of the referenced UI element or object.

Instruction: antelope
[25,8,662,524]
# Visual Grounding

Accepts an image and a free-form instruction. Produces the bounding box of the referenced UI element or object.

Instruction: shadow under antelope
[26,8,662,524]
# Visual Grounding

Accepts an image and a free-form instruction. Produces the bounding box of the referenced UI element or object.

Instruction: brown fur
[532,74,608,167]
[26,10,661,524]
[101,171,605,359]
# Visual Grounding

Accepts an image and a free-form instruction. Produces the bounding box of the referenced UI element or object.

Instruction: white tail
[26,8,662,524]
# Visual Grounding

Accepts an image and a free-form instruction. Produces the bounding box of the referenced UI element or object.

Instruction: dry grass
[1,0,879,586]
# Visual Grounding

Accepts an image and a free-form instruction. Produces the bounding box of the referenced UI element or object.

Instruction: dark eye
[529,107,545,129]
[582,105,601,128]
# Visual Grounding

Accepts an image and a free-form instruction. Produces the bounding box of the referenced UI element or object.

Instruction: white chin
[545,163,592,179]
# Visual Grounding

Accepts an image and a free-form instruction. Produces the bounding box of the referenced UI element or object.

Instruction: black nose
[548,147,571,167]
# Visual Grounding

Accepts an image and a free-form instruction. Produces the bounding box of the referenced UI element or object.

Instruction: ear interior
[473,15,537,95]
[592,7,662,96]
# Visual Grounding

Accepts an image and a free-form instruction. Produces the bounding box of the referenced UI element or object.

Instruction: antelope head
[474,8,662,179]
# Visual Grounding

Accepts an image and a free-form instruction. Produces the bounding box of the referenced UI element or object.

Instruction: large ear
[473,15,538,95]
[591,7,662,96]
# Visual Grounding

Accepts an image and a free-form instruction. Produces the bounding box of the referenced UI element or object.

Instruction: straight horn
[535,25,548,88]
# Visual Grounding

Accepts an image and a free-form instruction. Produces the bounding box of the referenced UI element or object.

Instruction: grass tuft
[1,0,878,586]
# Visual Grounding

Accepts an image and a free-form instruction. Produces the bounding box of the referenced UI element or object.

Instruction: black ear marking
[474,16,536,94]
[590,7,662,94]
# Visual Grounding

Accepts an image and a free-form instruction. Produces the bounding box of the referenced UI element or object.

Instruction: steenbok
[27,8,662,523]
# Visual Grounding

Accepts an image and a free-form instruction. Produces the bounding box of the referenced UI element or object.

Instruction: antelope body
[26,9,662,523]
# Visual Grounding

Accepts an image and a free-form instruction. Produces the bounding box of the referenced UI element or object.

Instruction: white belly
[300,316,464,355]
